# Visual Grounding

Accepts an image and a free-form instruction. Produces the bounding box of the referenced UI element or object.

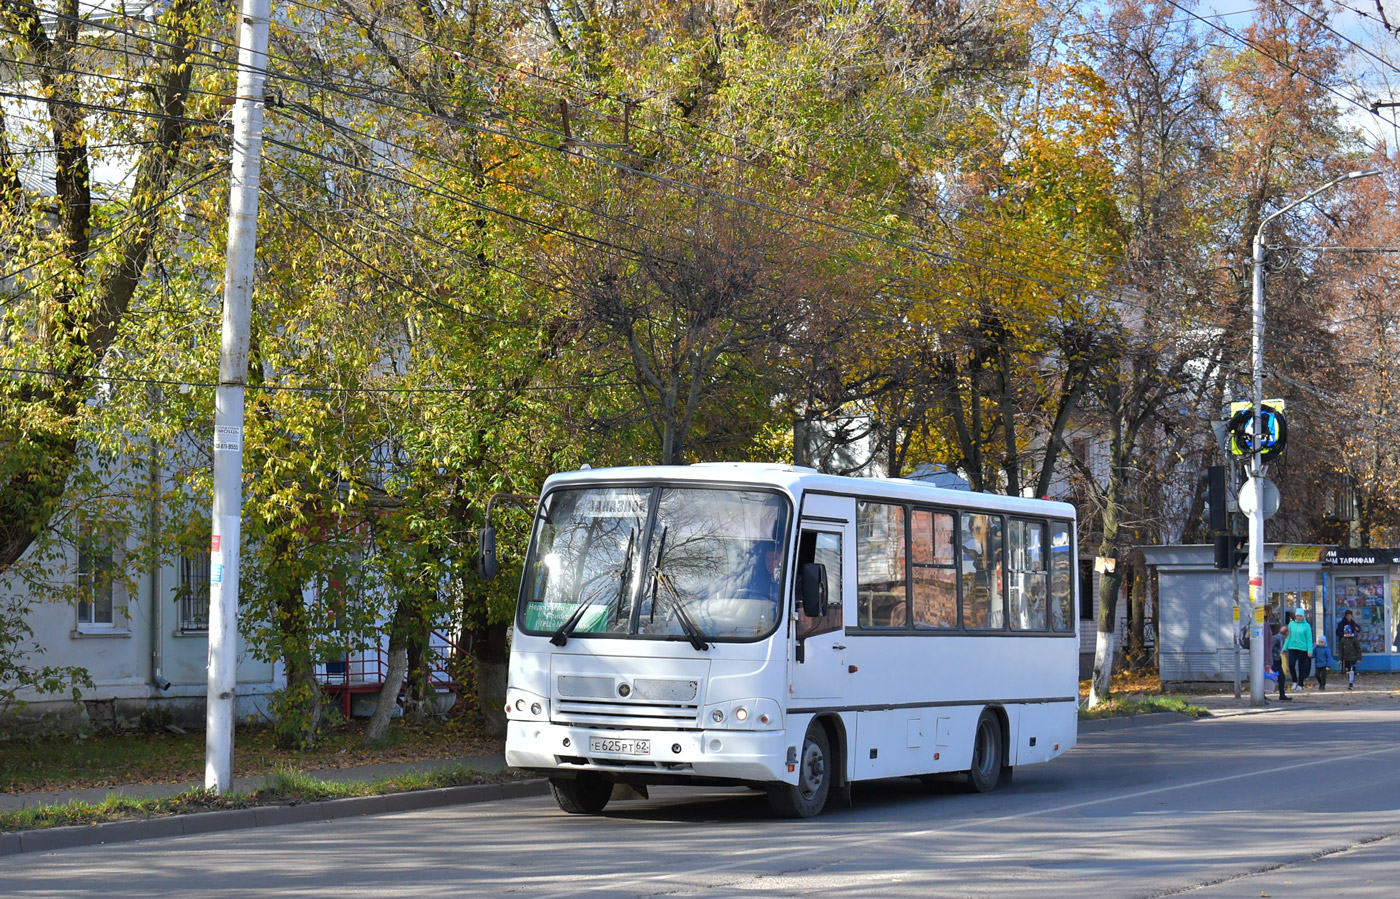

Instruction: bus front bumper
[506,720,792,783]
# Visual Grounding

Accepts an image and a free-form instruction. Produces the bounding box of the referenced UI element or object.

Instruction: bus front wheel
[549,774,612,814]
[768,723,831,818]
[965,711,1003,793]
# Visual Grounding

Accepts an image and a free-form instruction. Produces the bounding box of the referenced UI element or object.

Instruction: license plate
[589,737,651,756]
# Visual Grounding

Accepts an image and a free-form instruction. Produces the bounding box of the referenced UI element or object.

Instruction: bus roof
[540,463,1076,520]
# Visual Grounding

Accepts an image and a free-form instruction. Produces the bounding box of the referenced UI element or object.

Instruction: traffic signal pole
[1247,169,1379,707]
[1249,229,1266,706]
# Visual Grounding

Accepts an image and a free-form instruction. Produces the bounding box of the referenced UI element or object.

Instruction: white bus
[499,463,1079,817]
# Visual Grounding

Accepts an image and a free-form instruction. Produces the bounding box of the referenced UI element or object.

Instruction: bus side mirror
[478,526,499,581]
[799,562,827,618]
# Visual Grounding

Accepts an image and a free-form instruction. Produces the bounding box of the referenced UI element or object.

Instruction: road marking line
[527,742,1400,898]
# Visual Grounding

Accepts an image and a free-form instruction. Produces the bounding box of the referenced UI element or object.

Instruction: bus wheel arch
[768,716,840,818]
[965,707,1008,793]
[817,713,851,806]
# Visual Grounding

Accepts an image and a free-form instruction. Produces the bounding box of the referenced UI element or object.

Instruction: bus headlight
[703,699,779,730]
[506,689,548,721]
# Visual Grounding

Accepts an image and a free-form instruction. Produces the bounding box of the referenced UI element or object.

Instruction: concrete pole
[1248,230,1266,706]
[207,0,272,793]
[1246,169,1380,708]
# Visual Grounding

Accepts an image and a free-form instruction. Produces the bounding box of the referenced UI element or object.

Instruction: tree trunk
[364,645,408,745]
[1128,560,1147,672]
[365,596,415,746]
[273,574,322,750]
[403,624,432,725]
[474,620,510,739]
[1089,555,1122,706]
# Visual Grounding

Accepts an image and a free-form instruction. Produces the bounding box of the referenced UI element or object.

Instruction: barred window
[179,552,210,632]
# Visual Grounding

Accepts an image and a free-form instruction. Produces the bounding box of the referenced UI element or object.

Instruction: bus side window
[962,512,1005,629]
[797,530,843,639]
[857,501,906,627]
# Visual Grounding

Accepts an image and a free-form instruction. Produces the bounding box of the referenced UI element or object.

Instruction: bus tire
[549,775,612,814]
[768,722,831,818]
[964,711,1003,793]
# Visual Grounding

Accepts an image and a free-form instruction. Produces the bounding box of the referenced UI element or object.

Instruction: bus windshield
[518,485,790,642]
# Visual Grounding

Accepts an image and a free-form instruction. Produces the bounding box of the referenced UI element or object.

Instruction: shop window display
[1334,575,1388,656]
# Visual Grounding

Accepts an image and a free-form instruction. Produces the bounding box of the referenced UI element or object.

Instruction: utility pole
[1247,169,1380,707]
[207,0,272,793]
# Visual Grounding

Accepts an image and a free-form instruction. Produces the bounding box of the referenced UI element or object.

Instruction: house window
[179,553,210,632]
[77,528,117,628]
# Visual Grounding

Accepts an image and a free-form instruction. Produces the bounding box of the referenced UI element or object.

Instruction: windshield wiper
[614,528,636,620]
[654,573,710,651]
[549,591,597,646]
[550,527,635,647]
[648,529,709,651]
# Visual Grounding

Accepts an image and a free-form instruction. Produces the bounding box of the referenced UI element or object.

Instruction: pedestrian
[1312,636,1333,690]
[1283,607,1313,690]
[1337,610,1364,690]
[1272,624,1291,701]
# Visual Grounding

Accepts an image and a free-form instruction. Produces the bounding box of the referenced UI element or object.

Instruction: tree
[0,0,216,569]
[0,0,224,708]
[1312,154,1400,546]
[1076,0,1228,703]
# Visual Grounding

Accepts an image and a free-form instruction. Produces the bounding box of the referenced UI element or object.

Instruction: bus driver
[746,543,783,602]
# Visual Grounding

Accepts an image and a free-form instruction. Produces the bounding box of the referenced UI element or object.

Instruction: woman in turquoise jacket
[1283,608,1314,690]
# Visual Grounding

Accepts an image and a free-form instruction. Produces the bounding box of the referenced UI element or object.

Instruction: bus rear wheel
[549,774,612,814]
[768,723,831,818]
[965,711,1003,793]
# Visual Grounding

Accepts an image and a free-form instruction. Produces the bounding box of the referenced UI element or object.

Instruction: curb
[0,778,551,857]
[1078,711,1202,733]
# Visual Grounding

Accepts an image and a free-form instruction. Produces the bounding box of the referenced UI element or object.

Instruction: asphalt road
[4,703,1398,898]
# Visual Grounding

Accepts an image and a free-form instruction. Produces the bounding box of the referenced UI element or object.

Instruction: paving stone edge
[1,779,551,857]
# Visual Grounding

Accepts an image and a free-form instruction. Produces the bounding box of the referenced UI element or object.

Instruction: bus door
[789,522,851,701]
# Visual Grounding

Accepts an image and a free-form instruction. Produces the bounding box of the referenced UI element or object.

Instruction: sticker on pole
[214,425,242,453]
[212,563,224,584]
[211,535,222,553]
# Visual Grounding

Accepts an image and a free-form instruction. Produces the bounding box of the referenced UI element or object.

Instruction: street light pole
[207,0,271,792]
[1247,169,1380,706]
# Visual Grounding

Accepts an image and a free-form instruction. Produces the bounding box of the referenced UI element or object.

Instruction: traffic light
[1206,466,1227,532]
[1214,534,1247,569]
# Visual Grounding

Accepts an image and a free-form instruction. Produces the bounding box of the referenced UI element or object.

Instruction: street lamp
[1247,168,1381,705]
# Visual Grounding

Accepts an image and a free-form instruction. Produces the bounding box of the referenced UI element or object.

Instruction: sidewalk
[1077,670,1400,733]
[1187,669,1400,716]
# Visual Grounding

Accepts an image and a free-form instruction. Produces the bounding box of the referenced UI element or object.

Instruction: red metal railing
[318,629,467,719]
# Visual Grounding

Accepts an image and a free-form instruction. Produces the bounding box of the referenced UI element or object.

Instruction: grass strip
[0,763,526,833]
[1079,695,1211,720]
